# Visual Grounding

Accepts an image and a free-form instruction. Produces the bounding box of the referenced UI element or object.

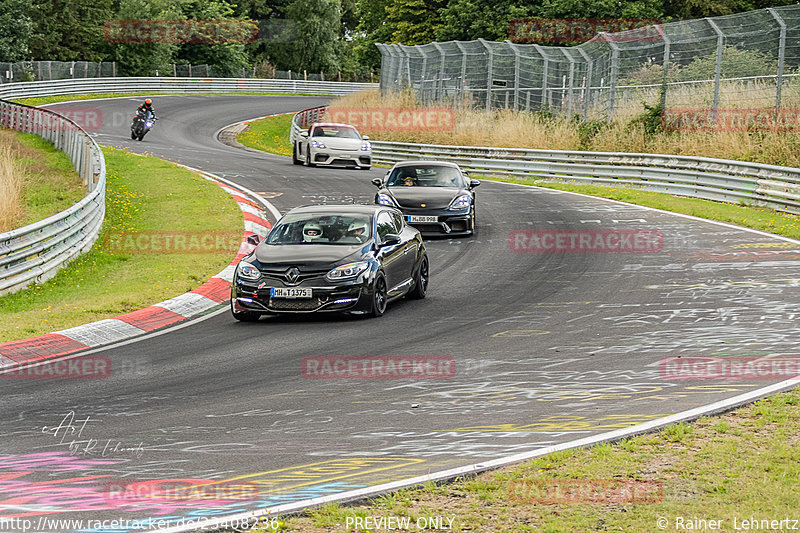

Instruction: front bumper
[312,148,371,167]
[232,278,373,314]
[398,208,474,236]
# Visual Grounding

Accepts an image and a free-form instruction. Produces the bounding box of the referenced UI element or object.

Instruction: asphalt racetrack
[1,95,799,532]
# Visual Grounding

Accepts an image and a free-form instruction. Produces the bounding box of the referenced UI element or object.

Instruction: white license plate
[408,215,438,223]
[270,288,312,299]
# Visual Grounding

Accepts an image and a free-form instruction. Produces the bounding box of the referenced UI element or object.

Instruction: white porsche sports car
[293,122,372,170]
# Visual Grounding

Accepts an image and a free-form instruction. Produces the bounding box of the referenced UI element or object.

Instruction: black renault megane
[373,161,480,236]
[231,205,429,321]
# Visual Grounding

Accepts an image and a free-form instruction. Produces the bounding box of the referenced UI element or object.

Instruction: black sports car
[231,205,429,321]
[373,161,480,236]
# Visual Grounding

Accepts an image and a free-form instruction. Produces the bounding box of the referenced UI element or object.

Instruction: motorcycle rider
[136,98,156,120]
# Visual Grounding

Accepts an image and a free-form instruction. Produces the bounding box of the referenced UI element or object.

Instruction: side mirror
[380,234,402,246]
[362,135,370,141]
[299,131,308,138]
[469,179,481,189]
[371,177,383,187]
[246,234,261,246]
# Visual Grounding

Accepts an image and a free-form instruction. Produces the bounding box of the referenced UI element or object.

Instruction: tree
[277,0,342,73]
[0,0,32,61]
[436,0,530,42]
[384,0,445,45]
[176,0,252,77]
[29,0,114,61]
[110,0,180,76]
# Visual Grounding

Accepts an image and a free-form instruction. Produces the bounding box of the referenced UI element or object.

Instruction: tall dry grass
[330,89,800,168]
[0,144,24,233]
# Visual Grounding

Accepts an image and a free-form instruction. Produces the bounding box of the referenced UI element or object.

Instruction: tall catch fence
[377,5,800,122]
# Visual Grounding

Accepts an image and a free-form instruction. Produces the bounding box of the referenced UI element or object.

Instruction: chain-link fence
[377,5,800,123]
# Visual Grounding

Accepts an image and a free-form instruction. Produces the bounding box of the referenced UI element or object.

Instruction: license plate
[270,288,312,299]
[408,215,438,223]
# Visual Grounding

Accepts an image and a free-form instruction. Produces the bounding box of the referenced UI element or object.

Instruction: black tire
[359,165,372,170]
[408,254,429,299]
[230,299,260,322]
[305,149,316,168]
[292,144,302,165]
[130,131,136,140]
[137,133,145,141]
[371,273,388,317]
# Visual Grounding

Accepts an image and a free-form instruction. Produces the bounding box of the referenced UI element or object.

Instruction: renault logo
[284,267,300,284]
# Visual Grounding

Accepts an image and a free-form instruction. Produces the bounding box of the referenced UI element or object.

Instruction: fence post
[656,24,671,112]
[533,44,549,111]
[433,42,446,101]
[768,8,786,113]
[600,33,619,121]
[479,39,493,111]
[455,41,468,107]
[506,41,521,110]
[561,49,576,118]
[419,47,428,103]
[576,47,592,120]
[707,18,725,127]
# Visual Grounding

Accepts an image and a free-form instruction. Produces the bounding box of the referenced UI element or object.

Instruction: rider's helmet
[347,221,367,240]
[144,98,152,107]
[302,223,324,243]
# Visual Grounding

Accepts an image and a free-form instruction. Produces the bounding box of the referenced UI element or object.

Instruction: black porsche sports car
[231,205,429,321]
[373,161,480,236]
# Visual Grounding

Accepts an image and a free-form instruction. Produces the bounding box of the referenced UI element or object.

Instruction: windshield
[266,213,372,245]
[387,165,465,188]
[310,125,362,140]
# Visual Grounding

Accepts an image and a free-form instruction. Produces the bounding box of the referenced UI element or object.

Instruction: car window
[311,125,361,139]
[376,212,396,241]
[386,165,464,187]
[266,213,373,245]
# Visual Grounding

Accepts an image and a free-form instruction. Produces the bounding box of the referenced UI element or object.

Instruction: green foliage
[29,0,114,61]
[280,0,342,73]
[385,0,445,45]
[436,0,530,41]
[111,0,180,77]
[0,0,32,62]
[576,118,609,148]
[628,101,664,135]
[672,46,780,82]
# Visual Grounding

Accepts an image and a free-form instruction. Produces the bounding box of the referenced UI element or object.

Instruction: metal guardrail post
[768,8,786,113]
[575,47,592,120]
[599,33,620,121]
[707,18,725,127]
[479,39,493,111]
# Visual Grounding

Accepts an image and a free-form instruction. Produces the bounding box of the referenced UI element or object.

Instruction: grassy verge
[0,128,85,232]
[244,387,800,532]
[0,146,242,341]
[236,113,294,156]
[12,92,332,107]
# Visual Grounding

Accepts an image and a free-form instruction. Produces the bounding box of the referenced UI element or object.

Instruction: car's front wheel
[292,144,302,165]
[408,254,429,299]
[305,149,316,167]
[231,299,260,322]
[371,273,388,317]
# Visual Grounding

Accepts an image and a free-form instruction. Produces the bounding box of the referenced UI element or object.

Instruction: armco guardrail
[0,77,377,100]
[0,100,106,296]
[291,105,800,215]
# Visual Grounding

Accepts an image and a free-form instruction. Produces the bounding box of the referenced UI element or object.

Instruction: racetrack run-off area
[1,94,799,532]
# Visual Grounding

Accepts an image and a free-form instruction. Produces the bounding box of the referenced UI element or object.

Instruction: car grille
[268,297,324,311]
[259,269,327,285]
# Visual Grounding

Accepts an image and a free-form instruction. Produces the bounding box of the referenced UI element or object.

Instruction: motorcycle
[130,110,156,141]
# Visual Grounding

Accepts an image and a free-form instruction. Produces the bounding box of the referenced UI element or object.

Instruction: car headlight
[311,140,326,149]
[361,142,371,151]
[237,261,261,281]
[448,194,471,210]
[376,193,396,207]
[326,261,369,281]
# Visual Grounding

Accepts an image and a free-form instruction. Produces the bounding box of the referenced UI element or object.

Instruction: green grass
[245,388,800,532]
[7,130,86,226]
[0,146,242,341]
[237,113,294,156]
